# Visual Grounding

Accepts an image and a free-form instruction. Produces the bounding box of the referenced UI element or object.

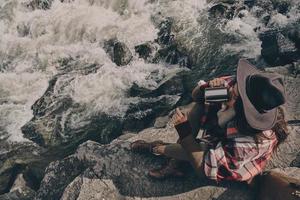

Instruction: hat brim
[237,59,277,130]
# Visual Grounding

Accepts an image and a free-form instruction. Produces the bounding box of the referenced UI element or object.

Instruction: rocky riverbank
[0,0,299,199]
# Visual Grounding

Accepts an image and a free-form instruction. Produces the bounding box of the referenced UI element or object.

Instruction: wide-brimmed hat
[237,59,286,130]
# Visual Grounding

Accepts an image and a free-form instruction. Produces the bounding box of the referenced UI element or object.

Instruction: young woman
[131,59,289,183]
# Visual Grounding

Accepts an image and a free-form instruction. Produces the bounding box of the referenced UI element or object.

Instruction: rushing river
[0,0,299,195]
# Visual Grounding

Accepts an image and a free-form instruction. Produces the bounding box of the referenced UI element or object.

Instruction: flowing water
[0,0,299,193]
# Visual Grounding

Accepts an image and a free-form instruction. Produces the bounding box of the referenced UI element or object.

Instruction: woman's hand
[209,77,226,87]
[172,108,188,126]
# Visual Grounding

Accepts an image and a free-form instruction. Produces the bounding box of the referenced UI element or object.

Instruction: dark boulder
[103,38,133,66]
[260,31,300,66]
[0,173,36,200]
[271,0,291,14]
[208,3,235,19]
[122,95,180,131]
[23,0,53,10]
[155,19,175,46]
[287,26,300,49]
[134,42,156,61]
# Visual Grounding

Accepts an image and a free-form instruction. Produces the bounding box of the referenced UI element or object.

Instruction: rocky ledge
[2,64,298,200]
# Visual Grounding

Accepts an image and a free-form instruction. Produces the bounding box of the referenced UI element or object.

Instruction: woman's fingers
[172,108,188,125]
[209,78,225,87]
[176,108,184,118]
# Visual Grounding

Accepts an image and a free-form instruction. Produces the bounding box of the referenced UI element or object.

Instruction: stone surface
[34,64,300,200]
[0,173,36,200]
[103,38,133,66]
[260,30,300,66]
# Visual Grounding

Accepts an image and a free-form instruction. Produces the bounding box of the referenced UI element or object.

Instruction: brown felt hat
[237,59,286,130]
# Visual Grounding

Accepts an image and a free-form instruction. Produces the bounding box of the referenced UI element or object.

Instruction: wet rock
[129,71,185,98]
[260,14,271,26]
[22,105,123,147]
[0,142,43,195]
[260,31,300,66]
[272,0,291,14]
[1,173,37,200]
[152,19,191,67]
[134,42,158,61]
[156,19,174,46]
[23,0,53,10]
[154,45,190,67]
[0,188,35,200]
[123,95,180,131]
[244,0,256,8]
[35,156,87,200]
[103,38,133,66]
[208,2,238,20]
[287,26,300,49]
[21,61,121,148]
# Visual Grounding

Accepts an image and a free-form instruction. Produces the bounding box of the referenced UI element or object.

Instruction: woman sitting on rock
[130,59,289,183]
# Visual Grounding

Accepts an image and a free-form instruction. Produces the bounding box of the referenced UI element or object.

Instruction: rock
[35,121,300,199]
[0,141,43,194]
[154,115,170,128]
[35,137,253,200]
[244,0,256,7]
[151,19,191,67]
[0,173,37,200]
[158,46,190,67]
[208,3,232,19]
[0,188,35,200]
[272,0,291,14]
[20,58,121,148]
[287,26,300,49]
[134,42,159,62]
[61,178,121,200]
[156,19,174,46]
[260,31,300,66]
[103,38,133,66]
[122,95,180,131]
[34,64,300,199]
[129,71,185,98]
[23,0,53,10]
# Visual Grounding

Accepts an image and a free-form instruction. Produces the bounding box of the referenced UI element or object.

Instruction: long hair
[271,106,289,149]
[234,97,289,147]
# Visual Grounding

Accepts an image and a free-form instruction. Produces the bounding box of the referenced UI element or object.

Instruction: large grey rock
[34,64,300,200]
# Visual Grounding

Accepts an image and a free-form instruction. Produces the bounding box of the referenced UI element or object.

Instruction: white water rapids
[1,0,299,143]
[0,0,202,142]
